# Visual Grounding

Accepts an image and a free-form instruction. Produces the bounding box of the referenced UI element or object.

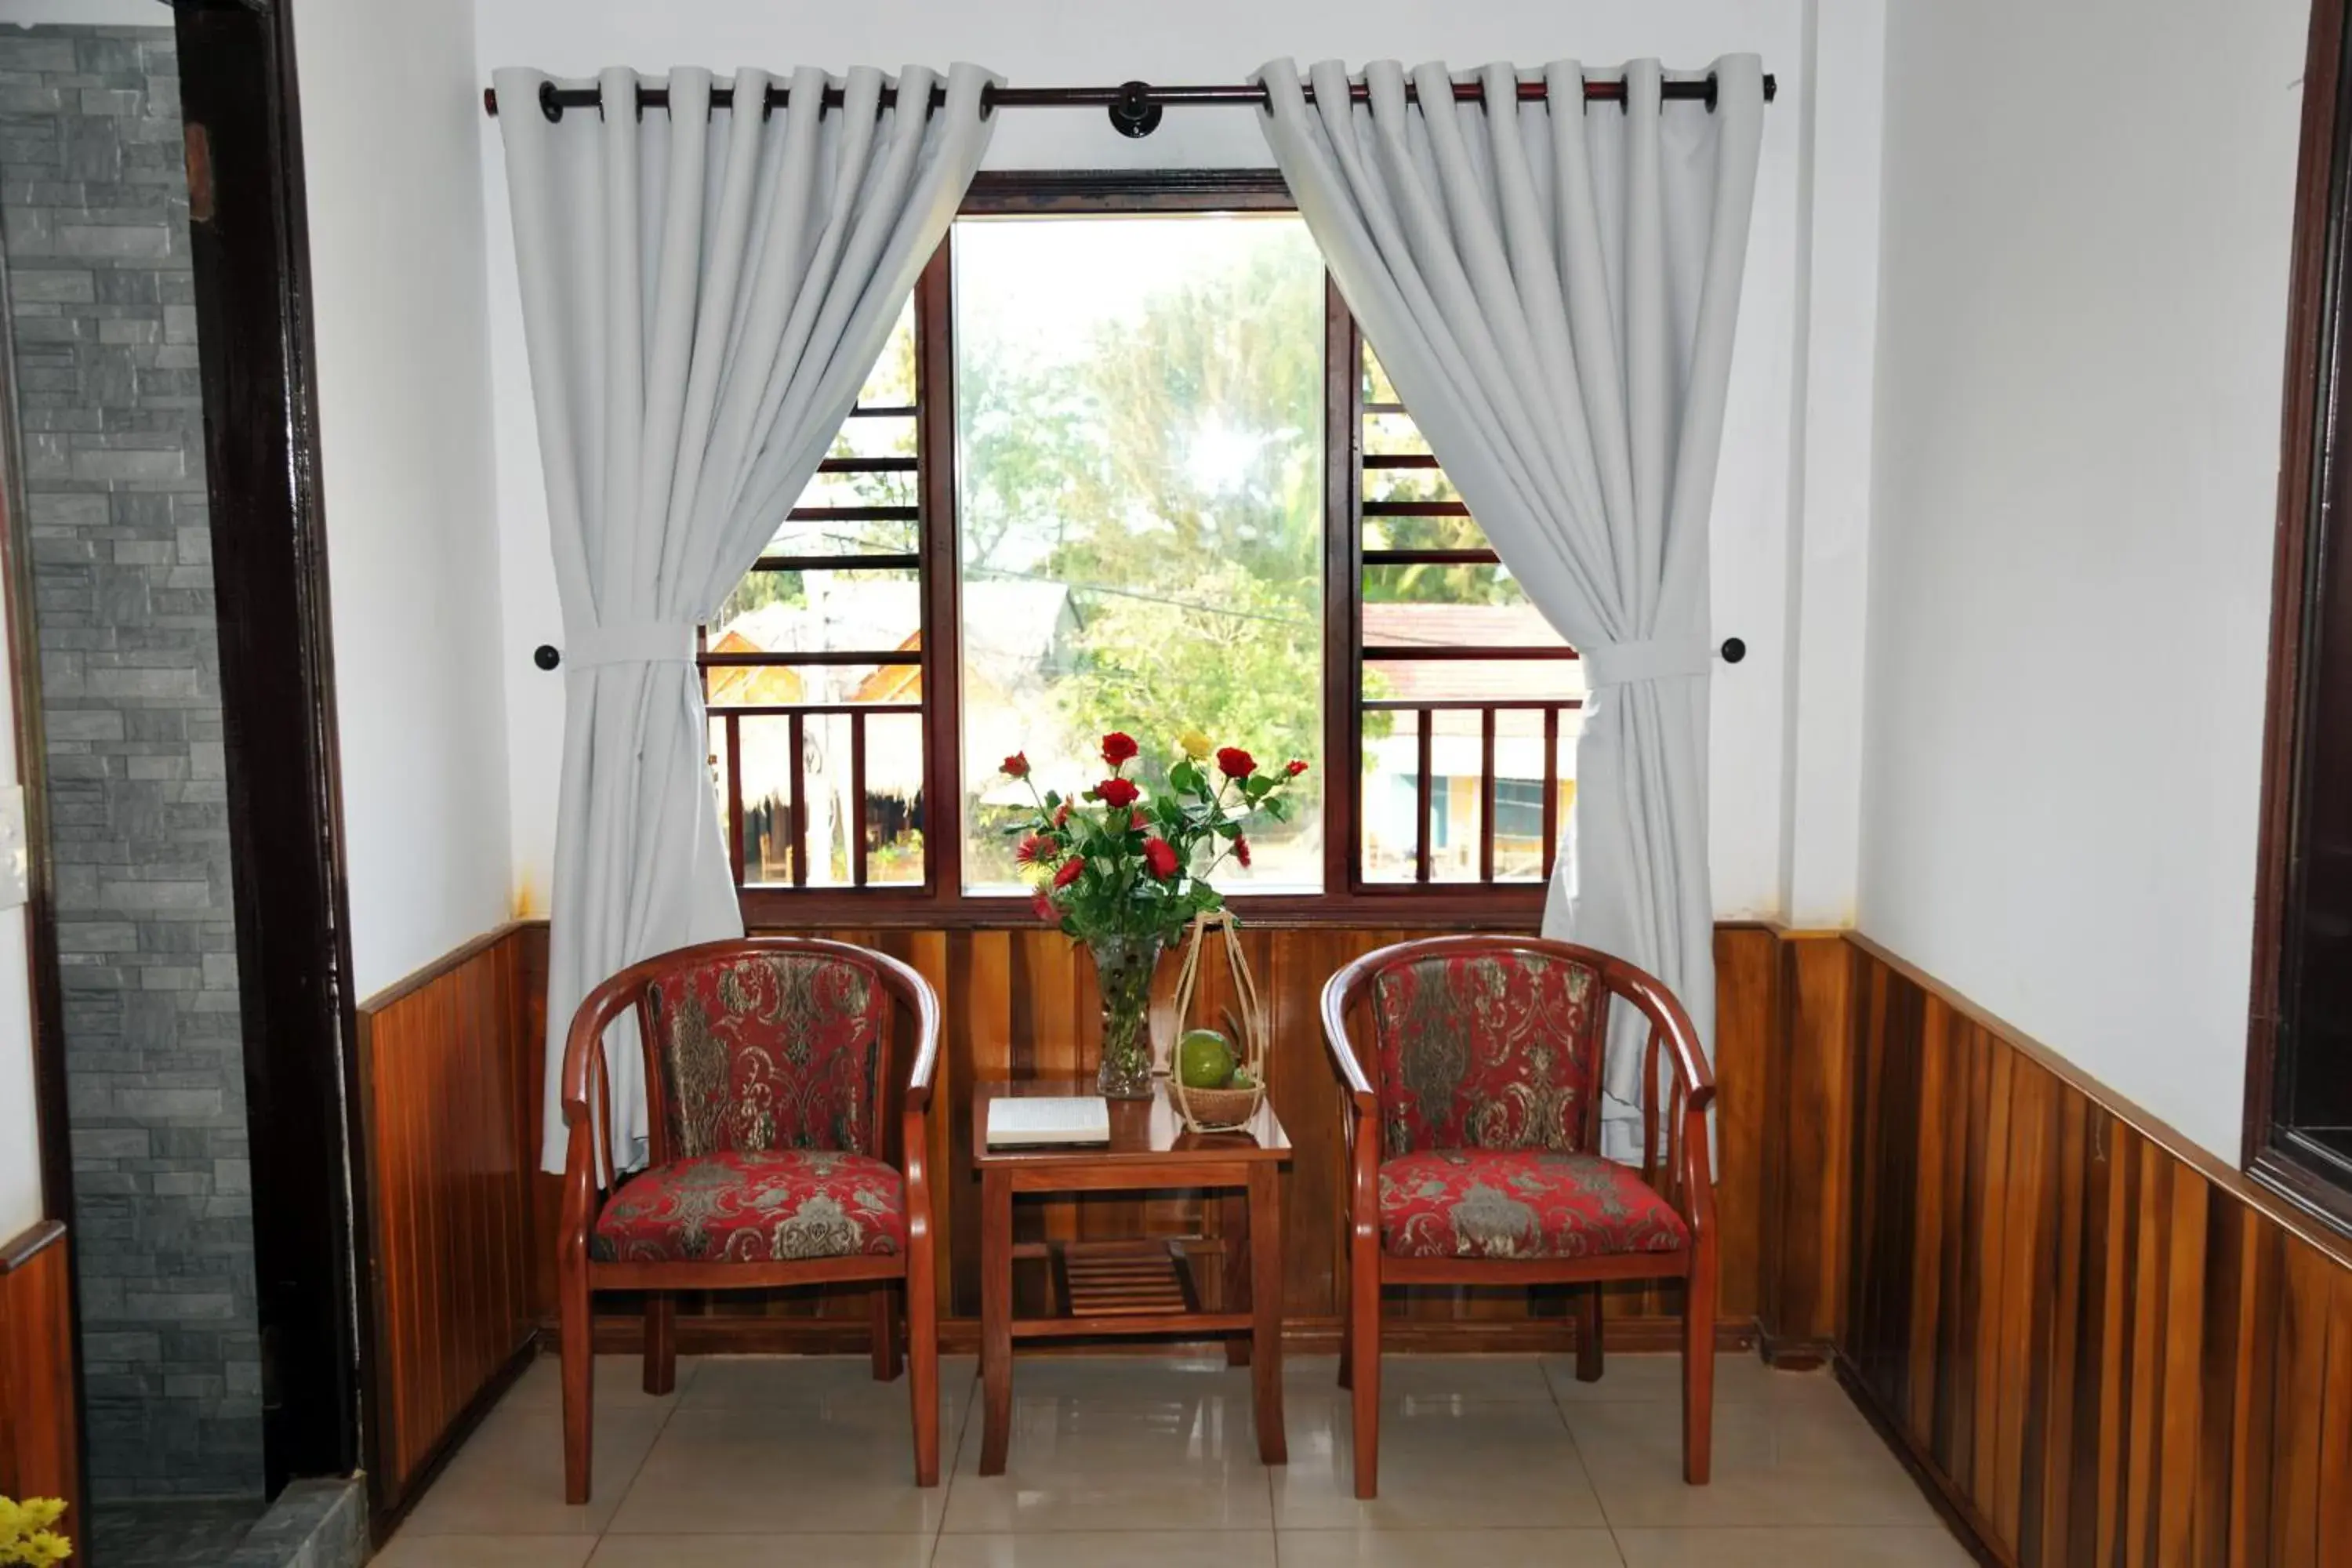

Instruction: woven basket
[1163,912,1268,1134]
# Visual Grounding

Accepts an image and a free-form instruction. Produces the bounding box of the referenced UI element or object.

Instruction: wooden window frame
[2245,0,2352,1232]
[731,169,1550,931]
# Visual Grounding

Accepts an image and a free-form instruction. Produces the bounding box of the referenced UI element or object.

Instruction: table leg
[1248,1163,1286,1464]
[1222,1188,1251,1367]
[980,1167,1013,1476]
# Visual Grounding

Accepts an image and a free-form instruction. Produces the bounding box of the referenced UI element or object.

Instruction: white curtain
[495,64,996,1172]
[1254,57,1764,1157]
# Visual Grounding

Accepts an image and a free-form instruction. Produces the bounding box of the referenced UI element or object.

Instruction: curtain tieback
[565,620,698,669]
[1581,635,1713,688]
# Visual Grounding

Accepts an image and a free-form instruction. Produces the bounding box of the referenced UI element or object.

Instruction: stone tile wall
[0,24,260,1501]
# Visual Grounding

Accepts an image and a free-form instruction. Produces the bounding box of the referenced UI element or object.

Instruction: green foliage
[957,223,1327,864]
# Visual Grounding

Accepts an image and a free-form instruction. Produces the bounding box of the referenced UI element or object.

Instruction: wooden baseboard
[367,1334,538,1544]
[1834,1352,2009,1568]
[581,1311,1759,1359]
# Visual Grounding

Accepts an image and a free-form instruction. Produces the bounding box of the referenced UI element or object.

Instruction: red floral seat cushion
[1370,949,1605,1157]
[590,1149,906,1264]
[645,951,887,1159]
[1378,1149,1688,1261]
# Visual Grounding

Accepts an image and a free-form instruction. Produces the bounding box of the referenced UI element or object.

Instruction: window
[1352,343,1581,887]
[2249,1,2352,1229]
[953,214,1327,893]
[703,299,931,892]
[703,174,1577,920]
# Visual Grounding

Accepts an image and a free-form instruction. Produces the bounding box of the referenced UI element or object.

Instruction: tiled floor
[375,1349,1973,1566]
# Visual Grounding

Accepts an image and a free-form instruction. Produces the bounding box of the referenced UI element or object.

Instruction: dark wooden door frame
[2245,0,2352,1230]
[176,0,370,1493]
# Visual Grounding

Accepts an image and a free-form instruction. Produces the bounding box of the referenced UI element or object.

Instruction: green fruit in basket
[1229,1066,1258,1090]
[1176,1028,1236,1089]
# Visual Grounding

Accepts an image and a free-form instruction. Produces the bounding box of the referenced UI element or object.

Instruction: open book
[985,1095,1112,1148]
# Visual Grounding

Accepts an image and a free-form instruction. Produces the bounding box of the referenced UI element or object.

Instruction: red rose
[1001,751,1030,779]
[1097,777,1141,808]
[1102,731,1139,768]
[1031,891,1058,921]
[1052,801,1072,828]
[1217,746,1256,780]
[1232,833,1251,868]
[1053,856,1086,889]
[1286,759,1309,777]
[1014,833,1053,866]
[1142,837,1179,880]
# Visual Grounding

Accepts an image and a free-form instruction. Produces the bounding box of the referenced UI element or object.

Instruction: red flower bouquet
[995,729,1309,1098]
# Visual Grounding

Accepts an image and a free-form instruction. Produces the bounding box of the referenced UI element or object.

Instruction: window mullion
[915,234,962,904]
[1323,273,1362,900]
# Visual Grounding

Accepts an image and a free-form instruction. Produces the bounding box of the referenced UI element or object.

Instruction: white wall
[293,0,515,996]
[1859,0,2308,1158]
[471,0,1835,922]
[0,661,40,1240]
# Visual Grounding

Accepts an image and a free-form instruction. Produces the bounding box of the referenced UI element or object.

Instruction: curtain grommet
[534,644,562,671]
[538,80,563,122]
[1719,637,1745,664]
[1704,72,1720,113]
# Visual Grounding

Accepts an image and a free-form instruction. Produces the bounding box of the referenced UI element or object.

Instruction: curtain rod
[482,72,1776,139]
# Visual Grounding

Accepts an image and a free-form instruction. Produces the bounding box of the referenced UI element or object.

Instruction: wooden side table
[972,1079,1291,1475]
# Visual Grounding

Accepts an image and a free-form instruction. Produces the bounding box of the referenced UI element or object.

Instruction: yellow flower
[1178,730,1213,760]
[0,1497,72,1564]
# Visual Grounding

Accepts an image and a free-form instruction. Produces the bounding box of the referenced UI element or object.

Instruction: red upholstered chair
[556,936,941,1502]
[1320,935,1717,1497]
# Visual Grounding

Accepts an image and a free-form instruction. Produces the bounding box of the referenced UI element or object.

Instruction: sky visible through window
[953,214,1327,894]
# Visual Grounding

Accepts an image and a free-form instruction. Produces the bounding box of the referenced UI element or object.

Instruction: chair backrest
[1364,940,1610,1158]
[638,942,895,1161]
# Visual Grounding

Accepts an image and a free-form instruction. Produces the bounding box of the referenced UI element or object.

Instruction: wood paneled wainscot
[0,1221,79,1548]
[354,922,546,1519]
[1839,934,2352,1568]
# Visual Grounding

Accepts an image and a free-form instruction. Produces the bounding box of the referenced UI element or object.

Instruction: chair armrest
[1319,960,1383,1252]
[557,967,646,1266]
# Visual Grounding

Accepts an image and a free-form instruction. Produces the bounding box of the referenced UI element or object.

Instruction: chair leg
[908,1259,940,1486]
[871,1282,904,1382]
[644,1292,676,1396]
[1682,1243,1717,1486]
[561,1247,593,1504]
[1350,1252,1381,1500]
[1337,1272,1354,1391]
[1575,1283,1604,1383]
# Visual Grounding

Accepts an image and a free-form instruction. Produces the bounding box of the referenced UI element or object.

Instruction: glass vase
[1087,931,1164,1100]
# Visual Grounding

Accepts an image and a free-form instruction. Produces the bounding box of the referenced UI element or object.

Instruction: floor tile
[991,1352,1249,1403]
[1277,1527,1623,1566]
[941,1392,1276,1533]
[933,1531,1279,1566]
[605,1399,953,1534]
[1565,1396,1939,1529]
[373,1538,597,1568]
[681,1352,974,1410]
[504,1351,702,1410]
[588,1535,935,1566]
[1272,1393,1604,1530]
[1538,1350,1819,1406]
[1613,1526,1976,1566]
[1285,1352,1556,1403]
[399,1401,670,1537]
